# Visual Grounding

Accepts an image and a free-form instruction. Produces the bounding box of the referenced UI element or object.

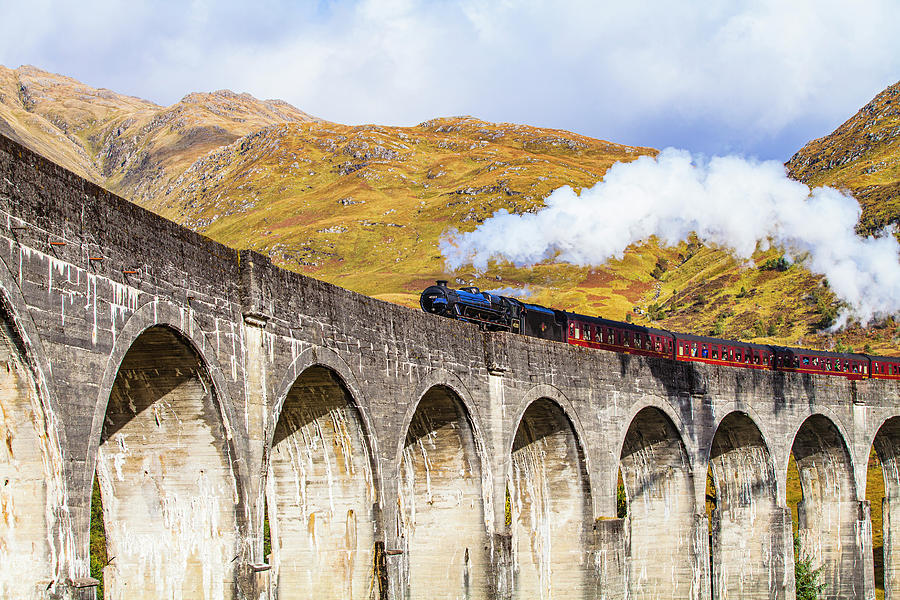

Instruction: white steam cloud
[441,148,900,325]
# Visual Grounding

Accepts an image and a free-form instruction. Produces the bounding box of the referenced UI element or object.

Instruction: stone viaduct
[0,132,899,600]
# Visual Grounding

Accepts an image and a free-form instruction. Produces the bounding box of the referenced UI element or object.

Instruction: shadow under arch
[707,411,789,598]
[867,415,900,597]
[392,368,487,470]
[265,350,382,600]
[90,300,245,488]
[0,269,71,594]
[507,395,593,599]
[92,309,245,599]
[614,397,699,473]
[507,383,595,501]
[790,413,862,600]
[397,378,490,600]
[619,405,698,599]
[268,345,379,468]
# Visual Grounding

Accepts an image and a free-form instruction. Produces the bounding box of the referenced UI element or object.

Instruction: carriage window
[679,344,684,356]
[736,350,742,361]
[691,343,698,357]
[803,357,810,366]
[584,326,592,341]
[701,344,709,358]
[794,358,800,367]
[712,348,719,359]
[569,323,575,338]
[754,353,760,364]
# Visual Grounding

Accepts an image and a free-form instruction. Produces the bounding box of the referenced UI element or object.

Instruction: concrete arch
[789,413,863,600]
[619,405,699,599]
[615,397,699,469]
[265,348,382,600]
[396,371,490,600]
[268,345,378,468]
[709,403,781,500]
[866,416,900,597]
[861,411,900,497]
[507,384,593,492]
[89,299,245,487]
[0,258,72,595]
[507,394,593,599]
[0,253,64,447]
[92,305,245,599]
[393,368,487,471]
[706,411,789,600]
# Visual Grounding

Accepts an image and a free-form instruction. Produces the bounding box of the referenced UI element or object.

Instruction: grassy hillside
[787,81,900,236]
[2,65,899,353]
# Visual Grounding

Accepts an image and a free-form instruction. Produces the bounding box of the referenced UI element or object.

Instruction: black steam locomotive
[420,280,900,381]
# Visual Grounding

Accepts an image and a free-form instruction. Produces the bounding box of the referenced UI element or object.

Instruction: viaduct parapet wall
[0,132,897,600]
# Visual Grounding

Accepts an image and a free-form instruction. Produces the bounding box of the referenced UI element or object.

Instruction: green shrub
[712,318,725,336]
[794,534,825,600]
[90,479,106,597]
[760,256,791,272]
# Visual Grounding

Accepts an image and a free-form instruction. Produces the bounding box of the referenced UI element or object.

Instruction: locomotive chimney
[436,280,448,287]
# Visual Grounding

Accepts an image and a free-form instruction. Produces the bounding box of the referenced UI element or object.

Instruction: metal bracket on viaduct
[0,132,898,600]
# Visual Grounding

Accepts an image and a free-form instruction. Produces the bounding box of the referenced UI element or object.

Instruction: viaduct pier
[0,132,898,599]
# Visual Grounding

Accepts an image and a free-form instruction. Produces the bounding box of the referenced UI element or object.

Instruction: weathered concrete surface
[267,365,377,600]
[510,399,592,599]
[1,132,900,599]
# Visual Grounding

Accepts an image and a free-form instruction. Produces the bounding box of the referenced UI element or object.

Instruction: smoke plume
[441,148,900,325]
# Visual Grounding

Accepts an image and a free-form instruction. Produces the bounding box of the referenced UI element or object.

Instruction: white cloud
[441,149,900,324]
[1,0,899,157]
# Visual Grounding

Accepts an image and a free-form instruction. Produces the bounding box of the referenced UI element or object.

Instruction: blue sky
[2,0,899,160]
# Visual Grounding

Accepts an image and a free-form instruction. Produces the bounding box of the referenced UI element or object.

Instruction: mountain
[0,65,320,205]
[787,81,900,235]
[1,65,898,353]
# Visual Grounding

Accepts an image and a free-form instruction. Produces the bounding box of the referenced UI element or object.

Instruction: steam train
[420,280,900,381]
